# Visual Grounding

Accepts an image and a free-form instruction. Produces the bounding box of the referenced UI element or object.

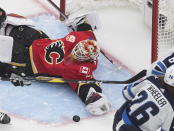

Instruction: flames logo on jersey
[45,40,65,64]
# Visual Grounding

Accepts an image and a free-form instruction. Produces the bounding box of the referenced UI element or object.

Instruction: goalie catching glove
[85,88,111,115]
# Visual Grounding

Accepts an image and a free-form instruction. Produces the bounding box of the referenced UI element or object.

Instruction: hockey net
[58,0,174,63]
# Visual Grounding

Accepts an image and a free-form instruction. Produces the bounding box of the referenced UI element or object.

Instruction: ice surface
[0,15,131,124]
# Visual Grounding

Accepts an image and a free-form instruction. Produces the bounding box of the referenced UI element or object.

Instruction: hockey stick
[47,0,77,31]
[1,69,146,84]
[47,0,68,19]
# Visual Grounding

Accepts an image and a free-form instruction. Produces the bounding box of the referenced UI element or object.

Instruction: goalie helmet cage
[58,0,174,63]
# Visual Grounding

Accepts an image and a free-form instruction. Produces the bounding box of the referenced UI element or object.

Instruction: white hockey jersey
[121,76,174,131]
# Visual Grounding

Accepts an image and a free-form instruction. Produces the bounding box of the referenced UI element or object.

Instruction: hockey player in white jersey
[113,65,174,131]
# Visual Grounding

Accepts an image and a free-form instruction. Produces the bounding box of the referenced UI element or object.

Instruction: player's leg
[9,25,49,64]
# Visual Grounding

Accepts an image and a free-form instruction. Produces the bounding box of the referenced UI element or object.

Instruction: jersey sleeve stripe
[122,109,136,127]
[127,84,135,98]
[157,61,167,73]
[151,70,165,76]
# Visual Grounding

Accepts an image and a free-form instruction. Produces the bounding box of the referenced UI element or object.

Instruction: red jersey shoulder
[65,31,96,43]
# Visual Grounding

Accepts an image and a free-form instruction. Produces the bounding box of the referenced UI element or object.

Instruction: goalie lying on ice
[0,8,111,116]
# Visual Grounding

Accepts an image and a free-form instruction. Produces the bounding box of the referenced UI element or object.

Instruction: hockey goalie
[0,8,111,116]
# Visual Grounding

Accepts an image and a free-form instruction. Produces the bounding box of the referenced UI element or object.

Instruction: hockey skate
[0,112,11,124]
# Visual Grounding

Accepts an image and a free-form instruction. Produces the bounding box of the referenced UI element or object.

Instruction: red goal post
[151,0,158,63]
[60,0,65,19]
[151,0,174,63]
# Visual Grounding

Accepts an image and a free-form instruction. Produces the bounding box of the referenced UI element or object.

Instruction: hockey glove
[85,88,111,115]
[10,73,31,87]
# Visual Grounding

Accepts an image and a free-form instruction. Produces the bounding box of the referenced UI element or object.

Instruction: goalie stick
[1,69,147,84]
[47,0,68,20]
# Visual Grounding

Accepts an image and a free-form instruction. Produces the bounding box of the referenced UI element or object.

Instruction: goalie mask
[164,65,174,86]
[71,40,100,61]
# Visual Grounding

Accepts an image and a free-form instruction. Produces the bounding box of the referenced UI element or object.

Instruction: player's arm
[122,75,159,101]
[122,81,143,101]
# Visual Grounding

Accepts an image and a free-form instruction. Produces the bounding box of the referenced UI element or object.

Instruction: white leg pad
[0,35,13,63]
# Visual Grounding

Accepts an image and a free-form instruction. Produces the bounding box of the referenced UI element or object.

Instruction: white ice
[0,0,152,131]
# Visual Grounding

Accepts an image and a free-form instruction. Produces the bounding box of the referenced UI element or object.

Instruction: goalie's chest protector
[29,32,97,80]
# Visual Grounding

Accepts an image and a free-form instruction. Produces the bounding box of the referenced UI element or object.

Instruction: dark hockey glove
[10,73,31,87]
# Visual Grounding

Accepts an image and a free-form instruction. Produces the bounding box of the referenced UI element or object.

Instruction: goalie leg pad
[0,35,13,63]
[9,25,49,64]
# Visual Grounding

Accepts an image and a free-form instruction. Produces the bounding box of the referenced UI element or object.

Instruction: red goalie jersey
[29,31,98,90]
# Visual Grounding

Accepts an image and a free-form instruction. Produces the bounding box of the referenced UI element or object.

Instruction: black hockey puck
[73,115,80,122]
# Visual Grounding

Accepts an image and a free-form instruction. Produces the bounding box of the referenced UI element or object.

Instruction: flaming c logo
[45,40,64,64]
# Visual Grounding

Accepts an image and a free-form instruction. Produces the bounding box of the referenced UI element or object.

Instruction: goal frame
[151,0,159,63]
